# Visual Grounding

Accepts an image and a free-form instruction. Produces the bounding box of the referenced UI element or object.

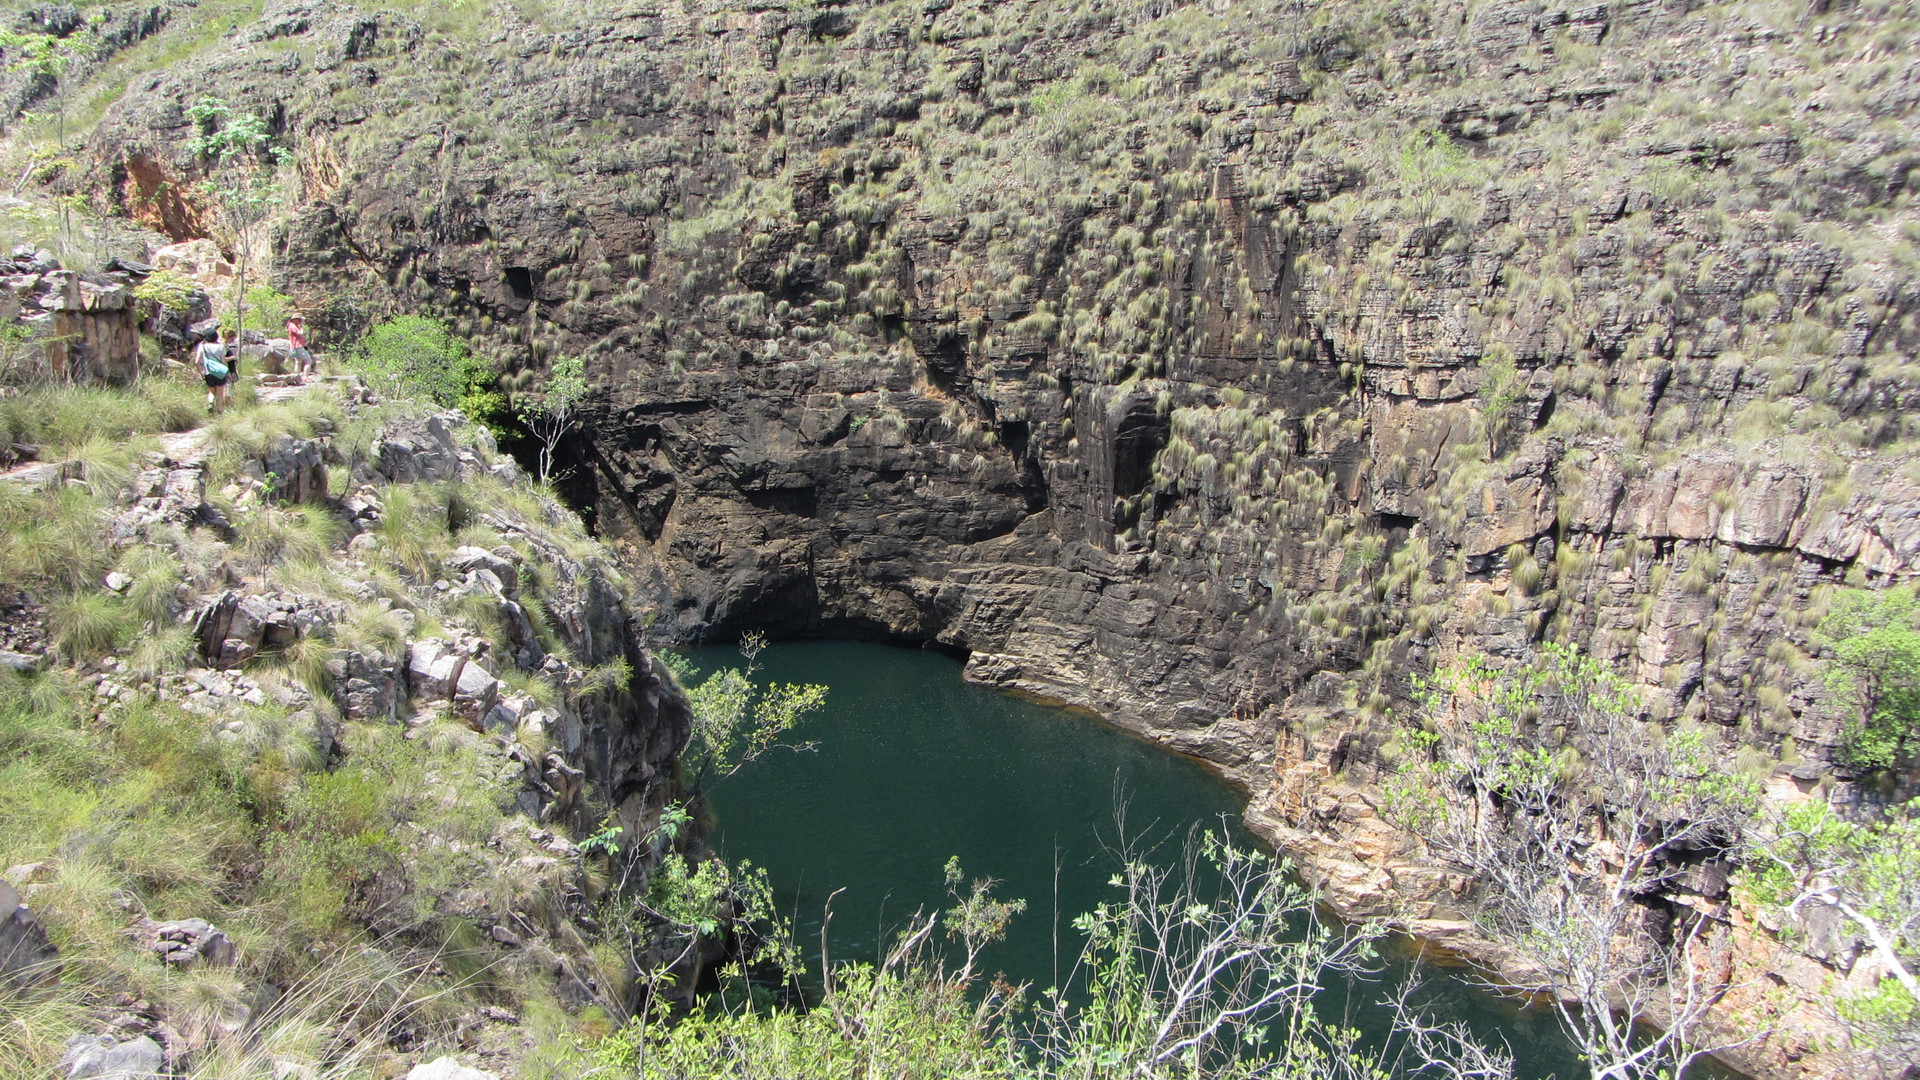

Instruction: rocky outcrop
[1,2,172,129]
[128,917,238,971]
[15,382,696,1074]
[59,1034,165,1080]
[1,246,141,383]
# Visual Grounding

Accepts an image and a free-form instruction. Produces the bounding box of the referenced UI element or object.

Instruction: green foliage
[1744,797,1920,1060]
[1476,346,1522,458]
[186,96,277,164]
[0,379,201,452]
[232,503,343,571]
[1385,643,1758,1080]
[1817,586,1920,770]
[644,855,735,939]
[222,283,292,336]
[0,25,98,147]
[594,958,1018,1080]
[45,590,135,660]
[1,483,114,595]
[0,321,40,386]
[352,315,506,430]
[1836,975,1918,1062]
[1394,129,1472,226]
[130,268,201,313]
[682,632,827,796]
[185,96,289,342]
[942,856,1026,983]
[594,837,1405,1080]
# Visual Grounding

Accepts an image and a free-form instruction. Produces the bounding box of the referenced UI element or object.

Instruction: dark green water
[692,640,1586,1079]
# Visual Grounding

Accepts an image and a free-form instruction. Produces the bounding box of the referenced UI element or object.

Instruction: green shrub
[4,484,114,594]
[222,283,292,336]
[131,268,201,314]
[234,504,342,571]
[116,545,185,627]
[1818,586,1920,770]
[351,316,507,431]
[0,380,200,451]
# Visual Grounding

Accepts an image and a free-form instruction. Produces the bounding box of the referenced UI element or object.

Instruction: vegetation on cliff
[0,357,704,1077]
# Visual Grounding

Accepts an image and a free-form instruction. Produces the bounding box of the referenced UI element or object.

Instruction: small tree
[1476,345,1522,458]
[0,25,98,150]
[130,268,201,315]
[680,631,826,800]
[186,97,288,347]
[1396,128,1471,227]
[228,283,292,338]
[1384,644,1760,1080]
[1744,797,1919,1067]
[1029,826,1388,1079]
[519,355,588,484]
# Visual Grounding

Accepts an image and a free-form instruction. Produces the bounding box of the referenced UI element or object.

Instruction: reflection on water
[693,640,1586,1078]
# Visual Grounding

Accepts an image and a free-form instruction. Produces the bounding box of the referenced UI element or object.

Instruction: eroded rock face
[0,251,141,383]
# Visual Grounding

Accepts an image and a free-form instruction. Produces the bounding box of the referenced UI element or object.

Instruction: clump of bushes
[349,315,507,432]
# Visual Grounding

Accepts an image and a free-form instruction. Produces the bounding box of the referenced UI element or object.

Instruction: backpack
[200,344,229,381]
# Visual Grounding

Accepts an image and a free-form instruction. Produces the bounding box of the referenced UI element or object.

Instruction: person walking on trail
[287,313,314,379]
[197,328,236,411]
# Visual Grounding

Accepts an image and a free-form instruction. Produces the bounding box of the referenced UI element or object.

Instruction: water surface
[693,640,1586,1078]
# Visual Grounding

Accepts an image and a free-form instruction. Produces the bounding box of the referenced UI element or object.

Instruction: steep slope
[52,0,1920,1074]
[1,376,691,1076]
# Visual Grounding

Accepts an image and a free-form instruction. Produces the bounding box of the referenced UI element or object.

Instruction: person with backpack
[197,328,236,411]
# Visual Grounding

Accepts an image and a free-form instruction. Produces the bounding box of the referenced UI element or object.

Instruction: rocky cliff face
[72,0,1920,1074]
[2,377,695,1074]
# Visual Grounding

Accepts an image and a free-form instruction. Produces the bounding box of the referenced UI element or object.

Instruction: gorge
[0,0,1916,1076]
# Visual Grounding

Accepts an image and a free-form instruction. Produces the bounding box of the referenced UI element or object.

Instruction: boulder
[152,239,236,291]
[452,659,501,719]
[194,591,329,668]
[60,1034,164,1079]
[448,547,520,597]
[14,271,143,384]
[1,877,60,988]
[259,434,329,504]
[10,244,58,274]
[148,287,213,346]
[406,638,465,699]
[331,646,402,722]
[196,592,278,669]
[498,599,547,669]
[406,1057,500,1080]
[372,416,464,484]
[406,638,500,720]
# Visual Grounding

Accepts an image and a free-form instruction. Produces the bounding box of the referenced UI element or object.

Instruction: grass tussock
[0,379,203,453]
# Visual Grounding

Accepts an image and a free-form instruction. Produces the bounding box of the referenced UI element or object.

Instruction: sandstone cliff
[58,0,1920,1074]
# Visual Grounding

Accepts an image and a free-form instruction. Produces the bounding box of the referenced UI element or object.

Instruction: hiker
[196,328,236,411]
[287,313,315,379]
